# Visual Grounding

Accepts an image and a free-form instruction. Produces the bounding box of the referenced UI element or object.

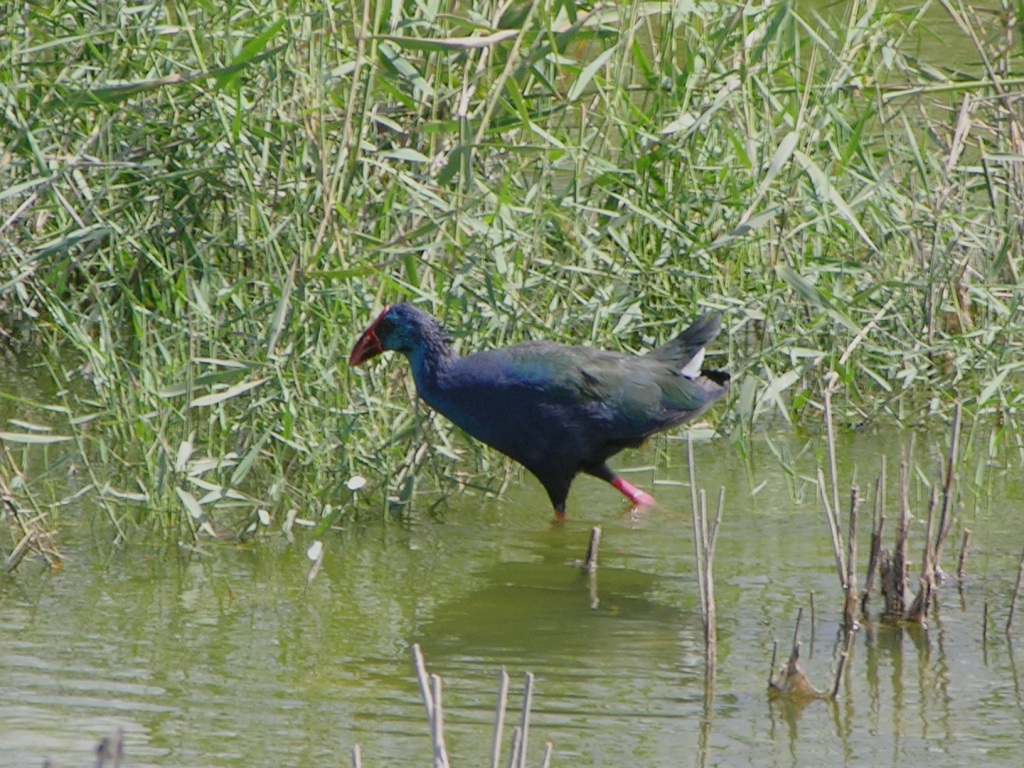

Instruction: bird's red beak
[348,306,390,366]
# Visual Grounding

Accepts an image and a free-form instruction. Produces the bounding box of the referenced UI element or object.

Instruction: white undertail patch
[680,347,705,380]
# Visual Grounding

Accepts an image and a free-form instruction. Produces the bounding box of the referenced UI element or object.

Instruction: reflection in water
[3,430,1024,766]
[1008,635,1023,711]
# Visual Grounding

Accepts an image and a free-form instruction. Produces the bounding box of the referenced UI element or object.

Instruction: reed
[1,1,1023,535]
[1007,546,1024,633]
[400,644,549,768]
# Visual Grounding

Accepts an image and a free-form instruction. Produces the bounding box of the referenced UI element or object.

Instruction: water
[3,428,1024,767]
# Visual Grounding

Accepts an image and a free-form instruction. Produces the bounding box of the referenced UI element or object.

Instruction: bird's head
[349,304,452,366]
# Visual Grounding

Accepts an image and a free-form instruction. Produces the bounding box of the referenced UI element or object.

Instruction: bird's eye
[376,317,394,336]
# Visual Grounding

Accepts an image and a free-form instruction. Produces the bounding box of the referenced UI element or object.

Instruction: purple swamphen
[349,304,729,518]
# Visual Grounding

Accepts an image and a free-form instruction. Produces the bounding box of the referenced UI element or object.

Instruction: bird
[349,304,729,519]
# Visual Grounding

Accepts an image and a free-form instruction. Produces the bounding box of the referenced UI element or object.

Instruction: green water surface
[2,424,1023,767]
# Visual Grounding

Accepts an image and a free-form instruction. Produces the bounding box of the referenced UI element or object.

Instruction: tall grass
[1,0,1022,533]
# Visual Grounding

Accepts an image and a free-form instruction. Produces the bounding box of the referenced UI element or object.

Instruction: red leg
[611,476,657,508]
[553,503,567,522]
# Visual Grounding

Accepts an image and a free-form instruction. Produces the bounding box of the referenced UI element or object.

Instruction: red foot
[611,477,657,508]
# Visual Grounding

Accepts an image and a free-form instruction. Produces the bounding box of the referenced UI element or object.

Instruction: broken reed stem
[691,481,724,679]
[935,401,962,564]
[516,672,535,768]
[583,526,602,609]
[711,486,724,551]
[688,433,707,621]
[846,487,859,592]
[819,467,846,589]
[902,486,934,626]
[924,484,938,582]
[583,526,601,574]
[408,645,546,768]
[491,668,510,768]
[709,488,724,626]
[94,728,124,768]
[431,673,449,768]
[769,608,822,698]
[352,744,362,768]
[861,460,886,614]
[831,626,856,700]
[413,643,435,726]
[843,486,860,630]
[957,528,972,581]
[687,432,699,523]
[411,644,449,768]
[540,742,553,768]
[823,380,842,545]
[906,483,941,625]
[505,728,522,768]
[770,604,852,700]
[686,432,722,682]
[983,599,990,644]
[890,449,913,618]
[1007,544,1024,633]
[705,489,724,676]
[572,527,602,608]
[697,488,709,624]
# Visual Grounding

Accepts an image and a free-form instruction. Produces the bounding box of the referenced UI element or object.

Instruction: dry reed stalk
[412,644,435,728]
[819,468,847,589]
[582,526,601,574]
[431,674,448,768]
[913,404,964,602]
[688,434,723,679]
[957,528,972,581]
[906,486,939,624]
[687,433,706,620]
[830,628,856,700]
[983,599,990,645]
[688,436,720,675]
[700,488,724,677]
[823,381,842,543]
[770,605,853,701]
[871,409,966,625]
[490,667,510,768]
[410,646,546,768]
[1007,545,1024,633]
[790,608,802,655]
[571,527,602,609]
[94,727,124,768]
[411,644,449,768]
[842,486,860,631]
[924,484,937,583]
[352,744,362,768]
[934,402,962,565]
[505,728,522,768]
[516,672,535,768]
[816,392,850,608]
[707,487,724,655]
[881,449,913,619]
[768,609,824,699]
[860,460,886,614]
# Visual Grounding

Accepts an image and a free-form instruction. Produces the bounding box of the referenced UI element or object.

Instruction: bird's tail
[643,313,723,373]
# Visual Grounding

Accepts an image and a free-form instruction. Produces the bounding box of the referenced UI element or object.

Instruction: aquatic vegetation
[1,1,1023,531]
